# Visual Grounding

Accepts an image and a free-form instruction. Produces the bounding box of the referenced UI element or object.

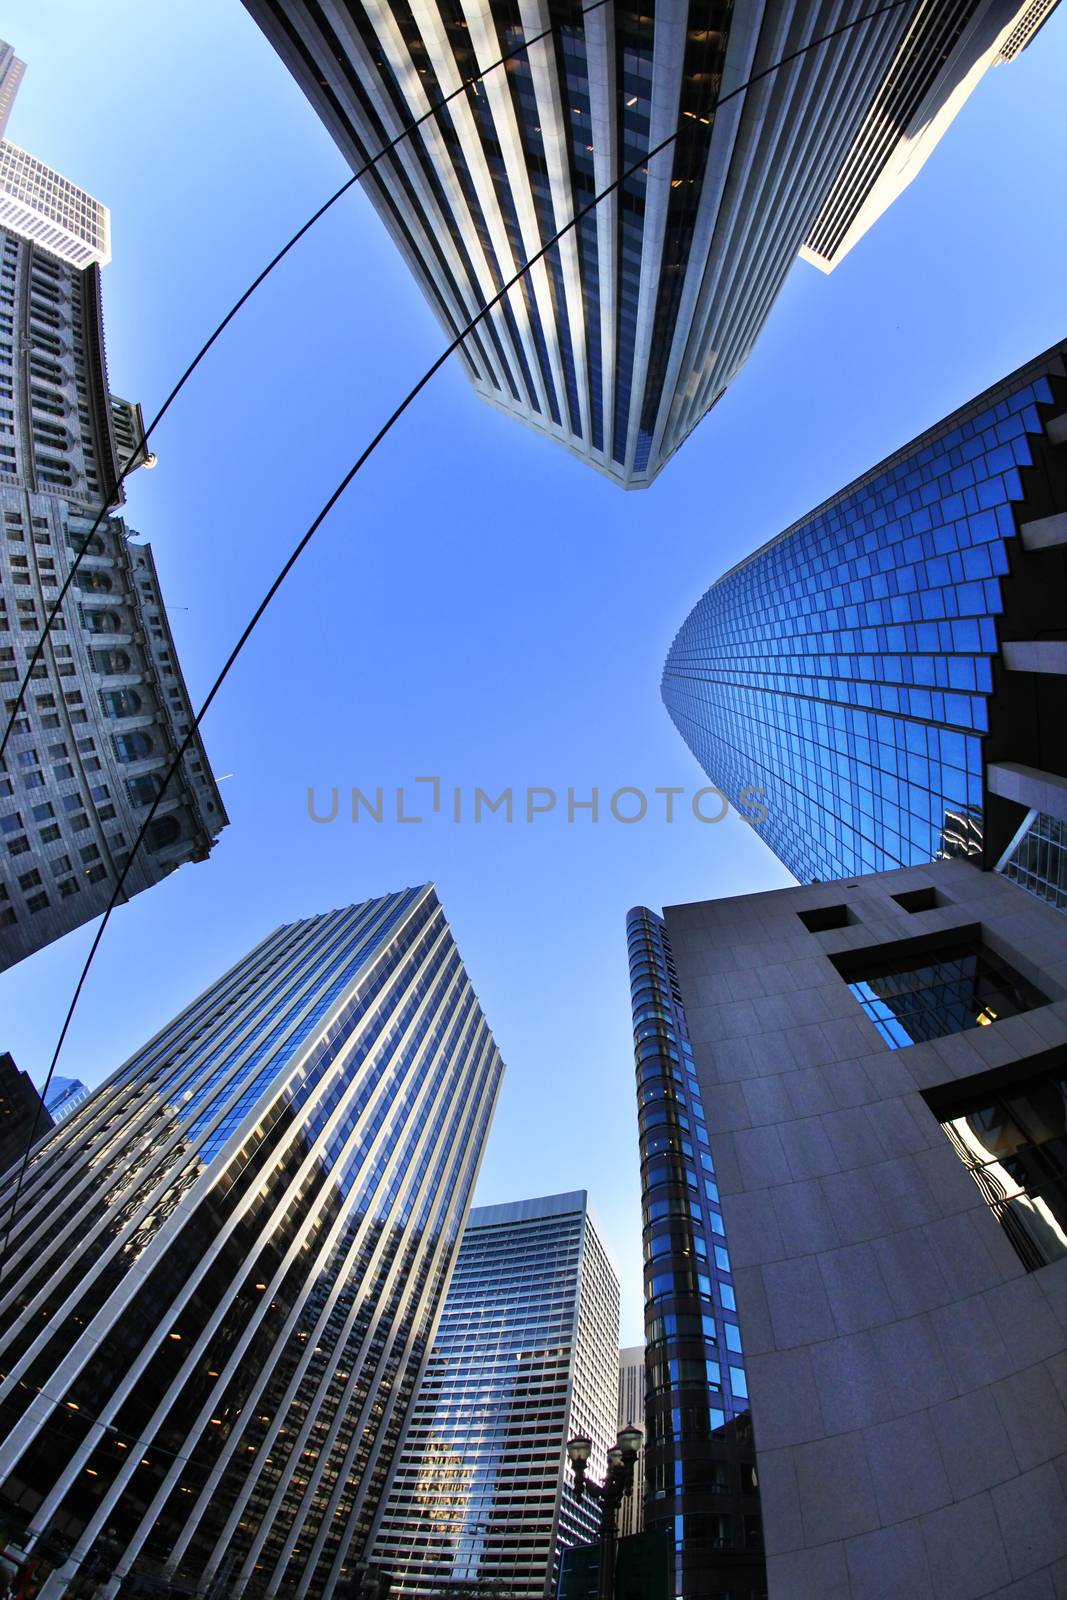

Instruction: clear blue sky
[3,1,1066,1342]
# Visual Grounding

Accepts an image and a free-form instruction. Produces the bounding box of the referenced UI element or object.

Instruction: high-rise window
[834,935,1047,1049]
[925,1058,1067,1270]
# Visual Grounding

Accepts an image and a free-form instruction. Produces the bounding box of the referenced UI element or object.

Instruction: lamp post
[565,1424,643,1600]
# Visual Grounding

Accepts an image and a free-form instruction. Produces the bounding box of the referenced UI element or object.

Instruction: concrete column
[986,761,1067,824]
[1001,639,1067,673]
[37,1563,77,1599]
[1020,510,1067,550]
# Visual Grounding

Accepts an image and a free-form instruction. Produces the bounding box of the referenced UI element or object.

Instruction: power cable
[0,0,908,1312]
[0,0,612,767]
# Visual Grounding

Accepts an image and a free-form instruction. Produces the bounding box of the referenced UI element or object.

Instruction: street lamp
[565,1423,643,1600]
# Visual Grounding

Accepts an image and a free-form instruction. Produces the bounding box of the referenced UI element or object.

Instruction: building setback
[242,1,1053,487]
[0,885,503,1600]
[662,858,1067,1595]
[368,1191,619,1598]
[0,1049,50,1176]
[627,906,763,1599]
[663,338,1067,910]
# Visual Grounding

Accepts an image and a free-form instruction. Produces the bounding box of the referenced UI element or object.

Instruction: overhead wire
[0,0,909,1368]
[0,0,612,769]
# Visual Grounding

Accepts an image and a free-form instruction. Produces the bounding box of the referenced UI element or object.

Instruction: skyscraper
[0,143,110,270]
[663,338,1067,909]
[0,41,25,140]
[659,857,1067,1594]
[0,45,226,967]
[0,44,109,270]
[0,1050,51,1175]
[616,1346,646,1539]
[368,1191,619,1598]
[627,906,763,1599]
[0,885,503,1600]
[41,1075,89,1125]
[800,0,1060,272]
[242,1,1054,487]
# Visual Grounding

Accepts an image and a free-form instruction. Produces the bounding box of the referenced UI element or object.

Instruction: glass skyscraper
[627,907,763,1600]
[40,1075,90,1125]
[663,339,1067,908]
[0,885,503,1600]
[368,1191,619,1598]
[241,1,1053,487]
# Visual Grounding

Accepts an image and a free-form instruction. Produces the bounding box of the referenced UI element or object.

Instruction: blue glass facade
[1002,811,1067,911]
[663,345,1067,896]
[370,1192,619,1598]
[628,908,763,1600]
[0,885,503,1599]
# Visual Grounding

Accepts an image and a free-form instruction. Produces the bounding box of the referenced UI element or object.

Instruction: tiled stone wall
[665,859,1067,1599]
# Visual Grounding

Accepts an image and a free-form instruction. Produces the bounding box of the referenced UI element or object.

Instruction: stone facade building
[0,222,226,968]
[662,858,1067,1597]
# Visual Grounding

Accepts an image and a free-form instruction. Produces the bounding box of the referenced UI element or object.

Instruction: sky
[2,1,1066,1343]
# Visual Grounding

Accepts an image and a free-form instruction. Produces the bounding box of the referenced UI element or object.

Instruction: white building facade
[243,0,1054,487]
[0,142,110,271]
[0,41,25,141]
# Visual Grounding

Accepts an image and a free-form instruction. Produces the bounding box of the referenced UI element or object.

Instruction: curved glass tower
[627,906,763,1599]
[663,341,1067,898]
[0,885,503,1600]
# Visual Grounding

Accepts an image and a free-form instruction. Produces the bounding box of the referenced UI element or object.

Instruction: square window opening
[922,1052,1067,1272]
[833,929,1047,1050]
[797,904,853,933]
[892,887,941,914]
